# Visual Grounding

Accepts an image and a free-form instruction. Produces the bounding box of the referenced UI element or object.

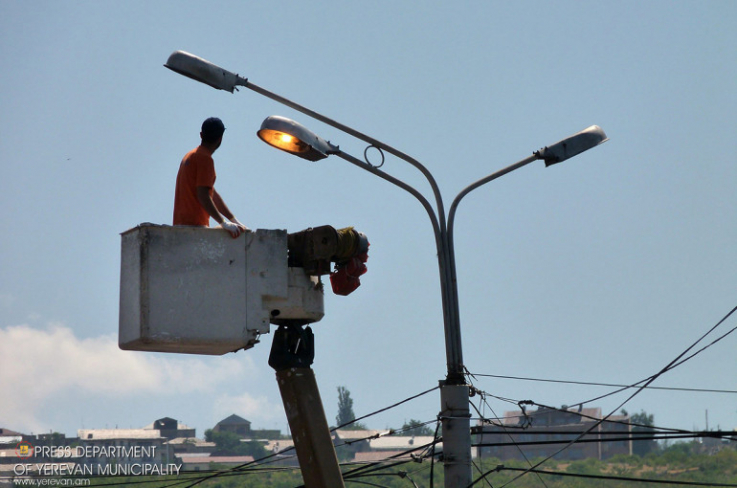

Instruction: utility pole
[269,324,345,488]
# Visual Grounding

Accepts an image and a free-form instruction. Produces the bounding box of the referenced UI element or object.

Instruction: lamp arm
[335,150,454,338]
[246,81,448,230]
[447,154,540,236]
[445,153,541,335]
[335,150,442,250]
[247,79,464,377]
[246,81,458,350]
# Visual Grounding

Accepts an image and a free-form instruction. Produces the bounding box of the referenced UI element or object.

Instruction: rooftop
[181,455,254,464]
[333,429,385,441]
[78,429,164,440]
[369,436,436,451]
[216,414,250,426]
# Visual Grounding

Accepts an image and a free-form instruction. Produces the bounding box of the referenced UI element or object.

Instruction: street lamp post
[165,50,608,488]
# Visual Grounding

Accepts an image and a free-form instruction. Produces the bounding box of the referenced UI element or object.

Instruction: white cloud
[0,323,257,433]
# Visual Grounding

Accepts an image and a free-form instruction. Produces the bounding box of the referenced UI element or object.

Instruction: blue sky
[1,0,735,443]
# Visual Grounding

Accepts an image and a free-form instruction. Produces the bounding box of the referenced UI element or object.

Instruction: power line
[334,418,438,450]
[468,391,737,460]
[469,388,550,488]
[346,464,431,488]
[488,399,703,435]
[496,466,737,487]
[487,303,737,488]
[149,385,440,488]
[471,373,737,395]
[473,304,737,411]
[572,304,737,408]
[473,431,736,449]
[61,304,737,488]
[333,385,439,432]
[342,440,437,480]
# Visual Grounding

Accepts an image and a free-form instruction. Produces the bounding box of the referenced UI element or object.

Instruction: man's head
[200,117,226,148]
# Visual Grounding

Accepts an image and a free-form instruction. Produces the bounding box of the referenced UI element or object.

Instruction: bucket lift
[119,223,368,487]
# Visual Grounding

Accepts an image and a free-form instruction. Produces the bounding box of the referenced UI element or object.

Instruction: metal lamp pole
[164,51,608,488]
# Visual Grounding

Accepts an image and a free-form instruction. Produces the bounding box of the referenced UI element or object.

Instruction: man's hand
[230,217,249,233]
[220,220,242,238]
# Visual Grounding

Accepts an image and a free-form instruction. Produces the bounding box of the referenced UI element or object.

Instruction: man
[173,117,248,238]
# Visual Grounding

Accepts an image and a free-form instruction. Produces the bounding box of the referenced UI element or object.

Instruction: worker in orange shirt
[173,117,248,238]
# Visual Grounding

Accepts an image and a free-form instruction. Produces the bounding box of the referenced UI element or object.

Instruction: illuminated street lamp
[165,50,608,488]
[257,115,337,162]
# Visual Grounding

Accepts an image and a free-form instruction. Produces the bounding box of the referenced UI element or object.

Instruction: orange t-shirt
[173,146,216,226]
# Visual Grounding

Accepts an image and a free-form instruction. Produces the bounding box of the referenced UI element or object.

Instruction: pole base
[440,381,472,488]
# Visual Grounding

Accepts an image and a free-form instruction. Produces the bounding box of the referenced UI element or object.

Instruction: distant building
[211,414,281,440]
[697,432,733,455]
[474,406,632,461]
[333,429,382,460]
[213,414,252,438]
[0,428,78,478]
[0,428,24,445]
[179,455,254,472]
[264,439,295,454]
[245,428,282,440]
[352,435,440,463]
[143,417,196,439]
[77,428,169,473]
[0,426,25,478]
[167,437,216,455]
[369,435,436,453]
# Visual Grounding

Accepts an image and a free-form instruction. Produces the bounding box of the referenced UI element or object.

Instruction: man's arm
[212,189,236,222]
[213,189,248,232]
[196,186,243,237]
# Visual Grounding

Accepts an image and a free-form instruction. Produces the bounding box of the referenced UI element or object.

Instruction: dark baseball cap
[201,117,225,141]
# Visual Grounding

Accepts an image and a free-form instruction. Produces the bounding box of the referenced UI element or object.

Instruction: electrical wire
[429,419,441,488]
[469,307,737,423]
[472,303,737,488]
[496,400,692,435]
[333,385,439,431]
[40,306,737,488]
[572,304,737,408]
[471,373,737,395]
[145,385,440,488]
[14,425,732,488]
[345,481,392,488]
[496,466,737,487]
[472,459,496,488]
[469,388,737,443]
[340,435,442,484]
[342,440,436,480]
[469,387,549,488]
[472,305,737,412]
[333,418,437,451]
[347,465,429,488]
[473,431,735,448]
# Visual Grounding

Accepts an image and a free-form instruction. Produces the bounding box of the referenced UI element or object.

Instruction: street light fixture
[164,50,247,92]
[257,115,338,162]
[165,50,609,488]
[537,125,609,166]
